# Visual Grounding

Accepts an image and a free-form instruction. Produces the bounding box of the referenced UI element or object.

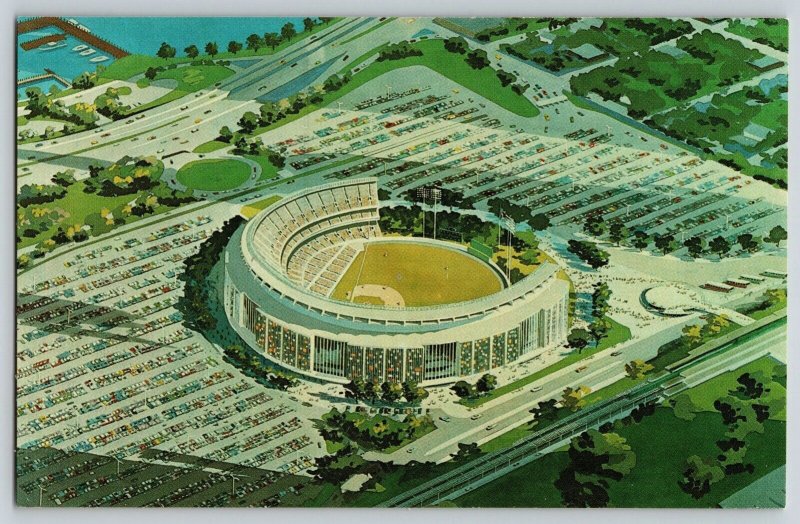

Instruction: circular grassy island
[176,158,251,191]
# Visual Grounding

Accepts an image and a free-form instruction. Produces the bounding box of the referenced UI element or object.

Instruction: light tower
[417,187,441,239]
[501,212,515,282]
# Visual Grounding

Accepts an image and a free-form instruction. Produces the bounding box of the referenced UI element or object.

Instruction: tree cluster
[344,379,429,405]
[567,240,609,269]
[451,374,498,399]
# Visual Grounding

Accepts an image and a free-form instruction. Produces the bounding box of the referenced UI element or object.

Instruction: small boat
[80,48,96,56]
[73,44,88,52]
[77,24,91,33]
[41,42,66,51]
[90,55,109,63]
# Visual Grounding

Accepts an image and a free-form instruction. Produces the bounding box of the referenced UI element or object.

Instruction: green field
[456,355,786,508]
[330,241,503,307]
[193,140,230,154]
[176,158,251,191]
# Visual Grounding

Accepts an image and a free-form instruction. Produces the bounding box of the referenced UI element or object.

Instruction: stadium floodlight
[417,187,442,239]
[38,484,46,507]
[500,213,515,281]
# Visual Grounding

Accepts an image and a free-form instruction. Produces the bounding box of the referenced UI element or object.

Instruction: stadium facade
[223,178,569,386]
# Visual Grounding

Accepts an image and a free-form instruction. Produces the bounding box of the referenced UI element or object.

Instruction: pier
[19,33,66,51]
[17,17,129,59]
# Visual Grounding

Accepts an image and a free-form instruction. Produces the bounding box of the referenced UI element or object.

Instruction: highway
[377,317,785,507]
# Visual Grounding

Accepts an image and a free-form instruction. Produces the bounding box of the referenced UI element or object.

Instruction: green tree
[561,385,591,412]
[402,380,428,403]
[654,233,677,255]
[184,44,199,58]
[281,22,297,42]
[465,49,490,69]
[156,42,176,60]
[583,215,606,237]
[555,430,636,507]
[589,317,612,346]
[246,33,263,52]
[670,394,699,421]
[679,455,725,499]
[451,380,474,398]
[567,328,591,352]
[227,40,242,54]
[765,225,787,247]
[452,442,481,462]
[381,381,403,403]
[205,41,219,57]
[591,282,611,318]
[144,67,159,80]
[476,374,497,393]
[737,233,760,253]
[632,229,650,250]
[608,219,629,246]
[237,111,259,134]
[624,359,654,380]
[303,17,316,32]
[683,235,706,258]
[530,398,559,422]
[443,36,469,54]
[528,213,550,231]
[218,126,233,143]
[344,378,366,400]
[708,235,731,258]
[264,32,280,51]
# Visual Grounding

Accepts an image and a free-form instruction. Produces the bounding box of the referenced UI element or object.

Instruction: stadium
[223,178,570,386]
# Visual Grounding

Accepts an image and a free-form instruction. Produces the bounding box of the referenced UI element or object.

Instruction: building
[223,179,570,386]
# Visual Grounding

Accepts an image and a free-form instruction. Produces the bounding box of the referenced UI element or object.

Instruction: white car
[530,385,543,393]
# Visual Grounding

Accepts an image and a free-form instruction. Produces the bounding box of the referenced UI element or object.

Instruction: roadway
[378,317,786,507]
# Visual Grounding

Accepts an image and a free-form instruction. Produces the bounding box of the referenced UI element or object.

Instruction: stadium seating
[252,180,380,296]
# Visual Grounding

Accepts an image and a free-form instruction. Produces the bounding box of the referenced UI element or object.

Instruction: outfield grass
[176,158,251,191]
[460,316,631,408]
[330,241,503,307]
[240,195,282,219]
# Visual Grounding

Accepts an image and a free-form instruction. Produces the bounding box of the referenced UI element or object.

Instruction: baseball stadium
[223,178,569,386]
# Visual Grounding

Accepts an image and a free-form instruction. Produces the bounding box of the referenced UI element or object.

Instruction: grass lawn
[176,158,251,191]
[682,355,786,420]
[460,316,631,408]
[123,65,233,116]
[243,154,281,182]
[330,241,503,306]
[193,140,230,154]
[346,39,540,118]
[240,195,282,219]
[18,182,150,249]
[456,370,786,509]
